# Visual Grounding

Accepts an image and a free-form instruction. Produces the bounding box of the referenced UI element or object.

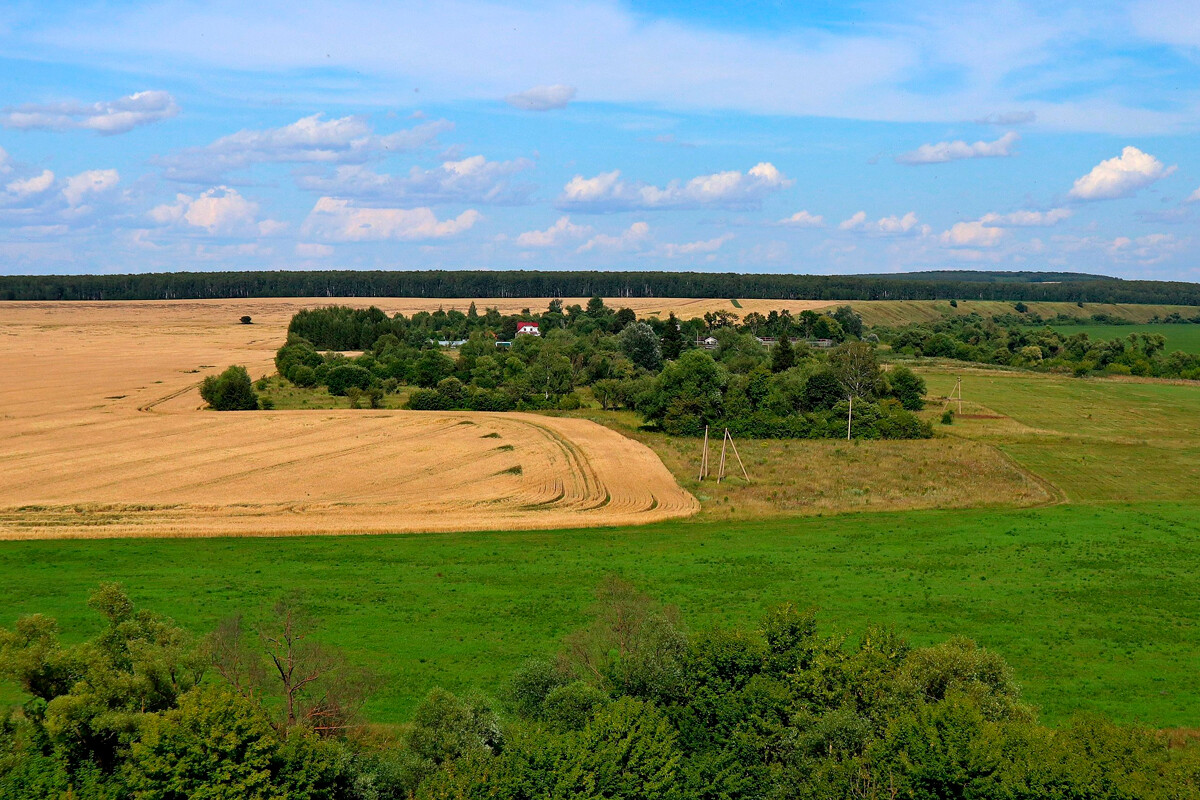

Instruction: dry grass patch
[572,410,1052,519]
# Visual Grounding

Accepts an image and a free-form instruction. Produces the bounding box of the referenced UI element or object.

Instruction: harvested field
[0,301,696,539]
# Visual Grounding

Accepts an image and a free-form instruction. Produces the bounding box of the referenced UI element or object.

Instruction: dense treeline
[5,269,1200,305]
[3,582,1198,799]
[274,300,931,439]
[885,313,1200,379]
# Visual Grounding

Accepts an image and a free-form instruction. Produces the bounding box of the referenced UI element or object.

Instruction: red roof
[518,321,539,330]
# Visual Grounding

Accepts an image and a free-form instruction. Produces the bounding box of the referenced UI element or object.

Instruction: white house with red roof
[516,321,540,336]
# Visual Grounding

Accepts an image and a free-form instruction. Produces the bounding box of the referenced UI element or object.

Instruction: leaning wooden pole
[717,431,729,483]
[698,425,710,481]
[846,394,853,441]
[726,429,749,481]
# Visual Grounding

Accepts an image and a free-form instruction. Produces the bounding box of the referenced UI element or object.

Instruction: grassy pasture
[918,367,1200,504]
[1025,322,1200,354]
[1,502,1197,727]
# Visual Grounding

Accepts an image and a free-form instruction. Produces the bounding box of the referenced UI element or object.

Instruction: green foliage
[198,365,259,411]
[324,365,372,396]
[619,322,664,372]
[124,687,280,799]
[888,366,927,410]
[769,336,795,372]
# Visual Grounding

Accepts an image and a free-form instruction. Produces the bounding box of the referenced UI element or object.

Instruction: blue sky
[1,0,1199,278]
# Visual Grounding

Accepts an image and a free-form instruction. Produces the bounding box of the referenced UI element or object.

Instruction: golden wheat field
[0,300,698,539]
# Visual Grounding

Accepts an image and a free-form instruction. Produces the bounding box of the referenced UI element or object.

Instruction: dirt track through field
[0,300,697,539]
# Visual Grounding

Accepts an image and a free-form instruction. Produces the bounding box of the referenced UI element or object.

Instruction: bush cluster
[271,301,930,441]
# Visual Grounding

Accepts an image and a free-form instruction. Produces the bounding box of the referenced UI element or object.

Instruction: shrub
[290,364,318,388]
[199,365,259,411]
[888,366,927,410]
[941,409,954,425]
[325,364,373,396]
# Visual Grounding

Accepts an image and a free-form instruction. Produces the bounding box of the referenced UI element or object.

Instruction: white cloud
[559,162,789,211]
[777,210,824,227]
[301,197,480,242]
[0,90,178,134]
[62,169,119,206]
[896,131,1018,164]
[979,208,1072,226]
[1068,146,1174,200]
[505,84,576,111]
[295,242,334,257]
[1185,187,1200,204]
[515,216,592,247]
[0,147,10,175]
[297,155,534,205]
[160,114,453,181]
[6,170,55,197]
[839,210,927,236]
[578,221,650,253]
[149,185,282,236]
[941,221,1005,247]
[656,233,734,258]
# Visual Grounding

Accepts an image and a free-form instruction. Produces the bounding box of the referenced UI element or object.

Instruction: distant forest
[4,269,1200,305]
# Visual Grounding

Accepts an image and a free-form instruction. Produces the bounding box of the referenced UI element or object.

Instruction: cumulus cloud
[941,221,1005,247]
[505,84,576,111]
[301,197,480,242]
[297,155,534,205]
[777,210,824,227]
[1068,146,1174,200]
[973,111,1036,126]
[896,131,1019,165]
[149,186,282,236]
[6,170,55,197]
[515,216,592,247]
[656,233,734,258]
[0,90,178,134]
[63,169,119,206]
[1185,187,1200,204]
[160,114,453,181]
[559,162,789,212]
[979,208,1072,226]
[578,221,650,253]
[839,210,927,236]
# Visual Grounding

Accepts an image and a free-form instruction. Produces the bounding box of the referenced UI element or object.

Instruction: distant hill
[2,269,1199,306]
[852,270,1115,283]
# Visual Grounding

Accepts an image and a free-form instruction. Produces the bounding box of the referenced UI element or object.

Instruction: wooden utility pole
[942,377,963,414]
[847,394,853,440]
[717,430,728,483]
[725,429,749,481]
[698,425,710,481]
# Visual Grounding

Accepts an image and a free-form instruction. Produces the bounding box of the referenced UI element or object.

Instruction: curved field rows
[0,301,697,539]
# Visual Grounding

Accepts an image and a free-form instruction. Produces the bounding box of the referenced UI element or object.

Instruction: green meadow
[2,502,1199,728]
[1028,323,1200,354]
